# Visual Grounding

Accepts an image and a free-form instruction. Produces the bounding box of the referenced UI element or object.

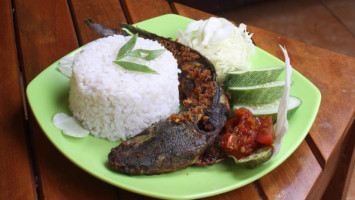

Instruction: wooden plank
[323,0,355,34]
[0,0,37,199]
[322,123,355,200]
[69,0,126,45]
[307,120,355,200]
[14,0,78,80]
[13,0,119,199]
[306,133,347,199]
[215,0,355,57]
[30,122,119,199]
[203,184,261,200]
[120,181,261,200]
[121,0,172,23]
[172,0,264,13]
[171,2,213,20]
[259,141,321,200]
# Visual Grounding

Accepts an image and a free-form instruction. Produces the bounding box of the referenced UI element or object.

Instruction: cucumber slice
[228,80,287,105]
[224,66,284,87]
[232,146,274,168]
[233,96,302,122]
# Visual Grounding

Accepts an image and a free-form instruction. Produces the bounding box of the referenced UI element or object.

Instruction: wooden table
[1,0,354,199]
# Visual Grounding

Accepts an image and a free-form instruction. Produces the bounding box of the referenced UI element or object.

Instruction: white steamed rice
[69,35,180,141]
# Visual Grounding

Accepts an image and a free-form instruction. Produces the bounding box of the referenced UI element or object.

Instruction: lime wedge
[228,80,288,105]
[233,96,302,122]
[224,66,284,87]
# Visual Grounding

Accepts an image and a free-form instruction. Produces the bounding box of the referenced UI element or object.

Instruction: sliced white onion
[57,53,75,77]
[53,113,89,138]
[271,45,293,158]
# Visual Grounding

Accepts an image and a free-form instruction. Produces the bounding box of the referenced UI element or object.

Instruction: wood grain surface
[69,0,126,45]
[0,0,37,199]
[322,123,355,200]
[121,0,172,23]
[259,142,321,200]
[13,0,119,199]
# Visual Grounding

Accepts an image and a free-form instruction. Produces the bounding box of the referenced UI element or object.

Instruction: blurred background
[174,0,355,57]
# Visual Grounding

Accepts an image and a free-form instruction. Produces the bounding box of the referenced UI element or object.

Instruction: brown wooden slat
[203,184,261,200]
[307,121,354,200]
[120,190,156,200]
[0,0,37,199]
[121,0,172,23]
[322,123,355,200]
[69,0,126,45]
[121,184,261,200]
[171,2,212,20]
[172,0,264,13]
[215,0,355,57]
[323,0,355,36]
[30,122,119,199]
[259,141,321,200]
[14,0,119,199]
[15,1,78,80]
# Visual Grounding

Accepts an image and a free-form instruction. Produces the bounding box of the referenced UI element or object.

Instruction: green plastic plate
[26,14,321,199]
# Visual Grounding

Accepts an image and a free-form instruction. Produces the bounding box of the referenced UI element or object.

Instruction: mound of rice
[69,35,180,141]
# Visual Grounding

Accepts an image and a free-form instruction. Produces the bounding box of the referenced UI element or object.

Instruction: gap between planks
[306,135,325,169]
[66,0,81,46]
[319,0,355,38]
[120,0,133,24]
[10,0,42,198]
[120,0,134,24]
[254,181,267,200]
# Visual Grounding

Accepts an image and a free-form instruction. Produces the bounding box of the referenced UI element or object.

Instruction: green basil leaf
[113,61,158,74]
[127,49,166,61]
[116,34,138,60]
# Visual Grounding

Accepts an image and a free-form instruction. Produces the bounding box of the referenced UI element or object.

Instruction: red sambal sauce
[220,107,274,159]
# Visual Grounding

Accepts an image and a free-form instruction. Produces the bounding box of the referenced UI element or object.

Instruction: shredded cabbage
[177,17,255,81]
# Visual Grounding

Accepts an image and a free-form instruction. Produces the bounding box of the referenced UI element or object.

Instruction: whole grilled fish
[85,19,230,175]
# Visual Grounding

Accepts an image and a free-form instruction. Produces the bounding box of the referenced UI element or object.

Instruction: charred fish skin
[109,120,207,175]
[84,19,130,37]
[86,20,230,174]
